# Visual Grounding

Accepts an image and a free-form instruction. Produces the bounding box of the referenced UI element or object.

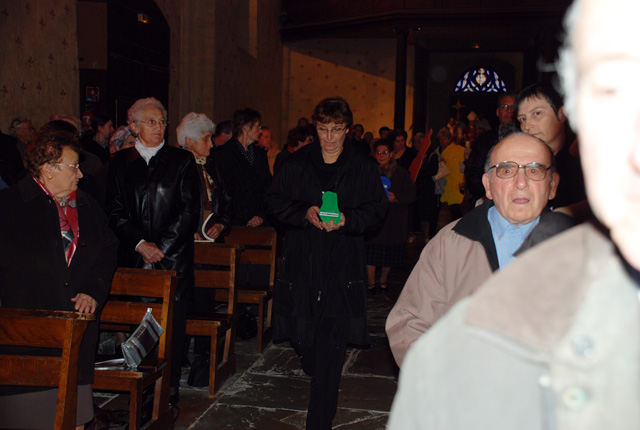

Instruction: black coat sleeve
[156,155,201,257]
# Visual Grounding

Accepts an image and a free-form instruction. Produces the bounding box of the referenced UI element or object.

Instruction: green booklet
[319,191,341,224]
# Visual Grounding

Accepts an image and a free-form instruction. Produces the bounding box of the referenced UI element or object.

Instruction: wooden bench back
[0,308,94,430]
[224,226,277,289]
[100,268,177,361]
[194,243,240,315]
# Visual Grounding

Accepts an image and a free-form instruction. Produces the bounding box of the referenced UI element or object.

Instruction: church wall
[212,0,284,146]
[0,1,79,131]
[284,38,415,144]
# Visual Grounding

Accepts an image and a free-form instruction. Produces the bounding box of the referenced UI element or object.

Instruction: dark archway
[108,0,170,127]
[77,0,170,127]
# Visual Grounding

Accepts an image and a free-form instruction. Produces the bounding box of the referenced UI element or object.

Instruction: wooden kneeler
[222,226,278,353]
[0,308,94,430]
[94,268,177,430]
[186,243,240,397]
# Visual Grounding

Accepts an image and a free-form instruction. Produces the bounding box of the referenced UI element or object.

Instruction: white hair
[557,0,583,130]
[176,112,215,148]
[127,97,167,124]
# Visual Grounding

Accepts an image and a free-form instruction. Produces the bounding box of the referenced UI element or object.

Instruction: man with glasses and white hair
[388,0,640,428]
[106,97,200,406]
[386,132,573,367]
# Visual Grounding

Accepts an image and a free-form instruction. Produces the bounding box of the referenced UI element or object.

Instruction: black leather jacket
[106,144,200,300]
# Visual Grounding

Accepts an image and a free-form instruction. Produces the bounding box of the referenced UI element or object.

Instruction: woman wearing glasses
[106,97,200,405]
[267,97,388,430]
[366,139,416,293]
[0,129,118,429]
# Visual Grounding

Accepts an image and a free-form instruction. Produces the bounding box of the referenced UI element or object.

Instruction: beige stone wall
[155,0,283,146]
[213,0,284,145]
[284,38,415,140]
[0,0,79,131]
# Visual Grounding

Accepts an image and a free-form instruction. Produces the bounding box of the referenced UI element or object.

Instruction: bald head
[482,133,558,225]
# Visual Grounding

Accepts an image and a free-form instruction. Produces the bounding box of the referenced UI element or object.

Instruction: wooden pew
[186,243,240,397]
[222,226,278,353]
[0,308,94,430]
[94,268,177,430]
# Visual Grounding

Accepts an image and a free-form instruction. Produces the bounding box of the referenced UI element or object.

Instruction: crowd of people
[389,0,640,428]
[0,82,586,429]
[3,0,637,426]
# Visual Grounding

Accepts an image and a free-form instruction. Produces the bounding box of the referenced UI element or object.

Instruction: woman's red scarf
[34,177,79,265]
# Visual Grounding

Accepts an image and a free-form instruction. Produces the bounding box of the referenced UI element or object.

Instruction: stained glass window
[454,67,507,93]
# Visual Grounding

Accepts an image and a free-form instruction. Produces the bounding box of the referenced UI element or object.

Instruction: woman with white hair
[176,112,233,386]
[176,112,232,241]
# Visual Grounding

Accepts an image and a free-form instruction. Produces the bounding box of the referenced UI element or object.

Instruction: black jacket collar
[453,200,574,272]
[453,200,500,271]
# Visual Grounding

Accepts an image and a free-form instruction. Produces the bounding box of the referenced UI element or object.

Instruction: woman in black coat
[267,97,387,430]
[212,108,271,227]
[176,112,233,240]
[366,139,416,292]
[176,111,234,381]
[0,130,118,429]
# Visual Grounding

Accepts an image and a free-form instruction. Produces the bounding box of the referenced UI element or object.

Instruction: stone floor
[95,227,437,429]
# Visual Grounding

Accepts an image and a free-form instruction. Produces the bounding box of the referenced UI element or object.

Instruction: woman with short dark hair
[267,97,388,430]
[79,114,114,164]
[213,108,271,227]
[366,139,416,292]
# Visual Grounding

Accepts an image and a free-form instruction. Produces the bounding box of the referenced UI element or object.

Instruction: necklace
[54,195,70,208]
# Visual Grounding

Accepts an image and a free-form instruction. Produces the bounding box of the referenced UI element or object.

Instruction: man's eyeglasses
[376,150,390,155]
[488,161,550,181]
[316,126,347,135]
[138,119,168,127]
[56,162,81,172]
[499,104,514,112]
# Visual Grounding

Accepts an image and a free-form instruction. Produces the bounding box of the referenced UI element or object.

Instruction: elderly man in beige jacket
[389,0,640,428]
[386,132,573,367]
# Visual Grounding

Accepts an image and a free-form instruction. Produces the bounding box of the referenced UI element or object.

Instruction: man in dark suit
[212,108,272,227]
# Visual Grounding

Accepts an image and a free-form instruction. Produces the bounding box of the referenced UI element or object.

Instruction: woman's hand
[71,293,97,314]
[322,212,346,232]
[306,206,324,230]
[307,206,346,231]
[246,216,263,227]
[206,223,224,239]
[388,191,397,203]
[137,241,164,264]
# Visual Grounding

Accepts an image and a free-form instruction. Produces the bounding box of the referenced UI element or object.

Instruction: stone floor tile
[217,373,311,411]
[338,374,397,412]
[184,404,306,430]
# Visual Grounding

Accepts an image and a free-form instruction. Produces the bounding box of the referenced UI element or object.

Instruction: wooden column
[394,27,408,131]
